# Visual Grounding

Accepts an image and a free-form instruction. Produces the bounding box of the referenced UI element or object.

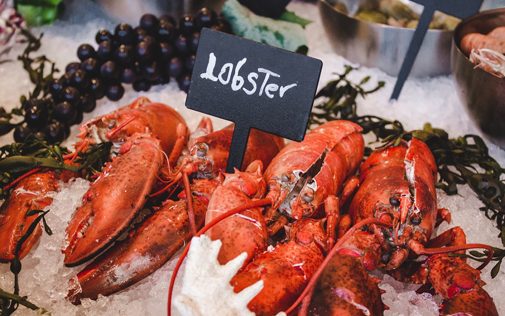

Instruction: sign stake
[226,124,251,172]
[186,28,322,174]
[390,0,483,100]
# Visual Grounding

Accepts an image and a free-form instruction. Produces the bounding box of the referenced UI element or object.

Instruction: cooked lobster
[64,102,284,302]
[286,138,498,316]
[168,120,365,315]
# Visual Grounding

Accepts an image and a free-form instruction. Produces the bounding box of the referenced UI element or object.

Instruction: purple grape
[89,77,105,99]
[121,67,136,84]
[100,60,119,79]
[195,8,217,30]
[65,62,81,76]
[115,23,134,45]
[78,94,96,113]
[175,34,189,55]
[62,86,81,105]
[157,20,177,42]
[135,40,154,63]
[168,57,183,78]
[140,14,159,33]
[13,124,33,142]
[77,44,96,61]
[54,101,78,123]
[69,69,89,90]
[134,26,148,43]
[177,74,192,92]
[179,15,194,35]
[97,40,113,60]
[49,79,64,98]
[81,58,99,75]
[24,101,48,128]
[115,44,133,65]
[133,79,151,92]
[159,41,175,61]
[142,61,159,81]
[45,120,66,143]
[96,29,113,44]
[106,83,125,101]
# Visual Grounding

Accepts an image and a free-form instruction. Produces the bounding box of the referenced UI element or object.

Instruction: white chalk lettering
[231,58,247,91]
[199,52,298,99]
[200,53,218,81]
[218,63,233,85]
[265,83,279,99]
[279,83,297,98]
[244,72,258,95]
[257,68,280,96]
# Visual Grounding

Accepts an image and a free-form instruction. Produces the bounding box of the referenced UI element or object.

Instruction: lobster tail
[308,253,384,316]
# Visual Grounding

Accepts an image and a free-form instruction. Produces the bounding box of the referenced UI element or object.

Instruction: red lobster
[0,97,186,263]
[284,138,498,316]
[65,107,284,302]
[168,120,365,315]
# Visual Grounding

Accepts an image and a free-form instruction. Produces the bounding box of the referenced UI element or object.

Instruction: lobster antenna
[166,198,272,316]
[419,243,494,270]
[105,115,137,139]
[3,168,41,191]
[285,218,392,315]
[149,172,182,198]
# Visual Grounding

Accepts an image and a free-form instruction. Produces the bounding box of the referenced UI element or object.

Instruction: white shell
[173,235,263,316]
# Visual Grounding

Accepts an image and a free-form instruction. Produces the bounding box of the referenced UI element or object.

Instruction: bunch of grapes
[13,8,230,143]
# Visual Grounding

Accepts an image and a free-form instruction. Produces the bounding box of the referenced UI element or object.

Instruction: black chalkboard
[186,28,322,172]
[391,0,483,100]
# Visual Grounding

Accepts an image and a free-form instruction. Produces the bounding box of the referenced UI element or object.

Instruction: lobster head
[351,138,438,270]
[221,160,266,199]
[77,97,187,154]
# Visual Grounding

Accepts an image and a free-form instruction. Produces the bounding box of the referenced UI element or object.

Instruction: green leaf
[17,4,60,26]
[279,10,312,28]
[469,250,486,257]
[25,209,42,217]
[501,226,505,246]
[491,260,501,278]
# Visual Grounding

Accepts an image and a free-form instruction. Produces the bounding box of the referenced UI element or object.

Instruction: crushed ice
[0,0,504,314]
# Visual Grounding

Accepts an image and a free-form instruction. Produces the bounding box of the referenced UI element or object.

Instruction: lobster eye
[196,148,206,157]
[389,196,400,207]
[302,192,314,203]
[410,215,422,225]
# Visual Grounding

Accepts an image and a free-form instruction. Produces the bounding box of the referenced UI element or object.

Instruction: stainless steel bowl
[318,0,453,77]
[452,8,505,147]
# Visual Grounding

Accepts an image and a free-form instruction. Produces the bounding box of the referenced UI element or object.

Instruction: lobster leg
[410,227,498,316]
[340,176,360,207]
[324,196,340,250]
[168,123,188,168]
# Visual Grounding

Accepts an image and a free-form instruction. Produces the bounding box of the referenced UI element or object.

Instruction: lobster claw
[63,134,164,267]
[0,172,58,262]
[67,178,220,303]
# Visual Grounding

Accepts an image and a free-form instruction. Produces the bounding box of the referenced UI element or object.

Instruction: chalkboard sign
[391,0,483,100]
[186,28,322,172]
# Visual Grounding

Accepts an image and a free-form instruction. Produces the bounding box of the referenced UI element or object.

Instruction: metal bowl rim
[320,0,453,34]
